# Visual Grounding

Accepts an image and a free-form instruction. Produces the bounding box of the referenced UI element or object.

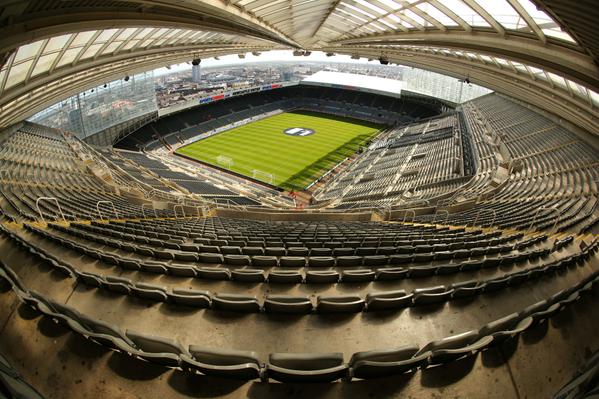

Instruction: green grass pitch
[176,111,383,190]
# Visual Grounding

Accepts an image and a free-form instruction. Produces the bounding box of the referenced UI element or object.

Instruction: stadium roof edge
[0,1,597,138]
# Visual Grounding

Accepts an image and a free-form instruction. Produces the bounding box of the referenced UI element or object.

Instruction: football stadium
[0,2,598,399]
[176,111,382,189]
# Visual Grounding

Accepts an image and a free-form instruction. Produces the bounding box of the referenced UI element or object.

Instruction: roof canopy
[0,0,597,135]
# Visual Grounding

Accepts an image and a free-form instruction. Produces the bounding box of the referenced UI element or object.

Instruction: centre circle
[283,127,315,137]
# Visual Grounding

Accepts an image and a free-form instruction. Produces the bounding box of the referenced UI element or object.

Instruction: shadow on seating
[107,351,169,380]
[360,309,405,324]
[481,343,517,368]
[420,354,477,387]
[17,302,41,320]
[339,372,414,396]
[168,370,247,398]
[246,380,338,399]
[158,302,204,316]
[36,315,71,338]
[520,320,549,345]
[408,302,447,316]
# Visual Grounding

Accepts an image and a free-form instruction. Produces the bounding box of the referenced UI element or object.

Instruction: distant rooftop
[302,71,403,98]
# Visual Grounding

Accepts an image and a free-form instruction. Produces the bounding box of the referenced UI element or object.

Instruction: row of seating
[9,225,588,314]
[1,239,596,382]
[36,227,556,281]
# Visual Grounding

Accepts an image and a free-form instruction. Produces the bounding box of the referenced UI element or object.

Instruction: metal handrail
[195,205,210,217]
[472,209,497,227]
[376,204,392,221]
[402,209,416,223]
[173,204,186,219]
[431,209,450,225]
[36,197,65,223]
[96,201,119,220]
[141,203,157,219]
[527,206,559,233]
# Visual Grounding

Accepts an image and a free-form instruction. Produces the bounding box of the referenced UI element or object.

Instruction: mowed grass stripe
[176,111,382,190]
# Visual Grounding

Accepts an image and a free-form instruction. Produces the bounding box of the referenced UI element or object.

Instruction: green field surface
[176,111,383,190]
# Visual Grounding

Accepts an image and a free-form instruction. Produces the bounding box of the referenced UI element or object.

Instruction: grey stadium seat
[181,346,262,380]
[168,288,211,308]
[316,295,365,313]
[415,330,493,366]
[125,329,189,367]
[350,345,427,379]
[212,293,261,313]
[366,290,413,311]
[264,295,313,314]
[267,352,348,382]
[231,268,266,282]
[267,269,303,284]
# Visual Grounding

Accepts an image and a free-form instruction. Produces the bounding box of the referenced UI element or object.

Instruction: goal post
[252,169,275,185]
[216,155,233,169]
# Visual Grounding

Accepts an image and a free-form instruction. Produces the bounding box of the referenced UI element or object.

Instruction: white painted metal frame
[36,197,66,223]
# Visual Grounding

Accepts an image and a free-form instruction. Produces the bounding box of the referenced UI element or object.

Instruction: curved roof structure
[0,0,597,135]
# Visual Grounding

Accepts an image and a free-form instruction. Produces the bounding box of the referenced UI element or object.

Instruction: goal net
[216,155,233,169]
[252,169,275,185]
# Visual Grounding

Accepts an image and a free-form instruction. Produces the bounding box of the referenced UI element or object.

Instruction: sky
[153,50,382,76]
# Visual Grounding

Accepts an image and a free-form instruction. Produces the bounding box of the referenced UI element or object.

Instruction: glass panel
[589,90,599,108]
[5,62,31,88]
[337,8,369,22]
[149,28,168,39]
[476,0,529,31]
[542,29,576,43]
[55,48,80,68]
[78,43,103,61]
[375,0,401,10]
[378,18,397,29]
[14,41,43,63]
[95,29,119,43]
[28,71,158,140]
[354,0,386,14]
[71,31,97,47]
[101,41,121,55]
[139,39,155,48]
[416,3,459,26]
[121,40,139,50]
[30,53,56,77]
[44,34,72,54]
[516,0,575,42]
[340,2,376,19]
[441,0,489,27]
[547,72,567,88]
[388,13,414,28]
[116,27,138,41]
[134,28,154,40]
[402,9,425,25]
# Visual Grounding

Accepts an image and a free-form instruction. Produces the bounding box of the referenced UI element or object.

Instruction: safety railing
[36,197,65,223]
[212,198,246,211]
[527,206,559,234]
[96,201,119,221]
[141,203,157,219]
[195,205,210,217]
[431,209,450,225]
[173,204,186,219]
[471,209,497,228]
[375,204,392,221]
[402,209,416,223]
[436,198,452,208]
